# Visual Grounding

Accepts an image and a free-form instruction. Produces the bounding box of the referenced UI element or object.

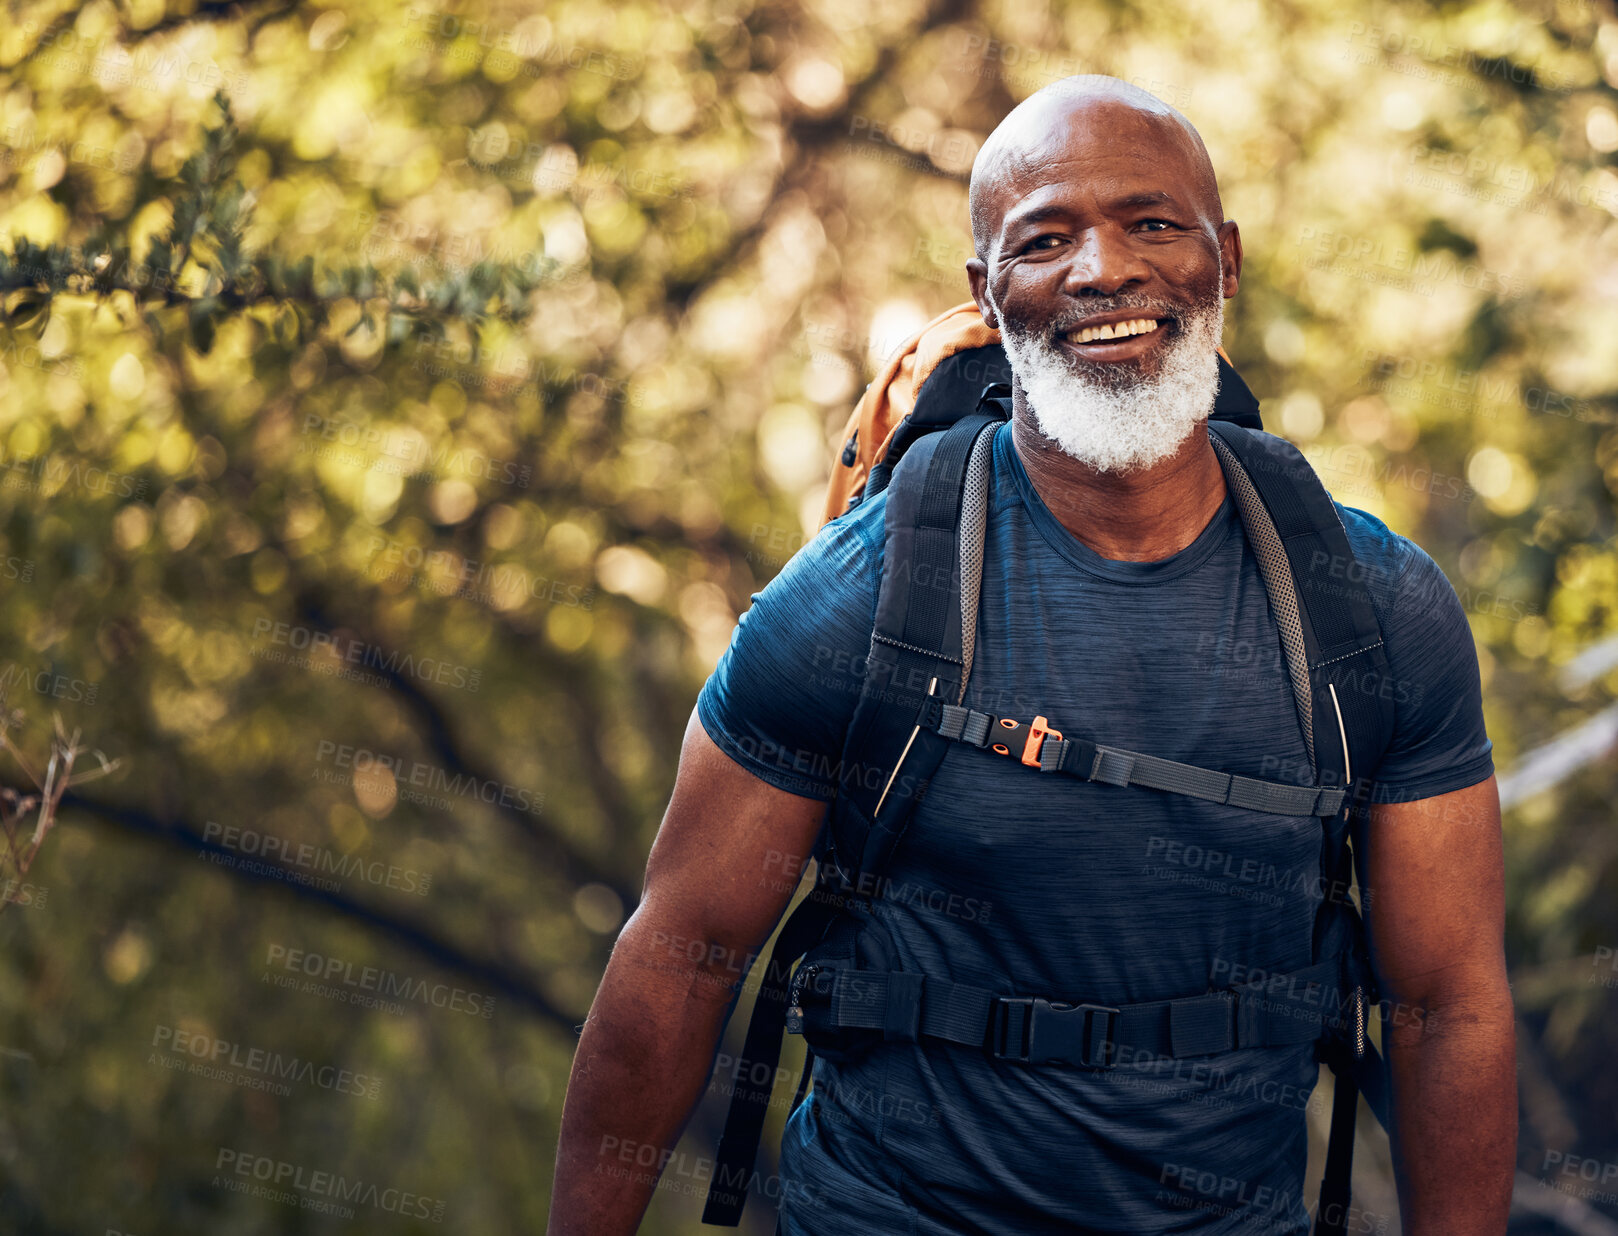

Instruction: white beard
[993,290,1225,474]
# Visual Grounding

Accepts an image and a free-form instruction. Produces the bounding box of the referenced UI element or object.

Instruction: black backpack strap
[1205,422,1399,1236]
[861,350,1011,507]
[919,698,1347,816]
[1206,420,1395,798]
[792,956,1360,1064]
[1315,1039,1360,1236]
[703,407,1000,1227]
[700,890,839,1226]
[830,409,1000,880]
[710,415,1395,1229]
[1211,352,1263,429]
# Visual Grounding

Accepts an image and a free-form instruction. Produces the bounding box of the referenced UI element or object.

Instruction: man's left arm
[1358,773,1516,1236]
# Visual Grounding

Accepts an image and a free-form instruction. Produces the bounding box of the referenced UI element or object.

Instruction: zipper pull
[785,963,822,1035]
[840,429,859,467]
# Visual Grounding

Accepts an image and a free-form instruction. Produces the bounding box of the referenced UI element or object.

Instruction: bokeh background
[0,0,1616,1231]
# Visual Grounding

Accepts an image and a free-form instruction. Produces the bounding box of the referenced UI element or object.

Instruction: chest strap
[920,699,1346,818]
[786,958,1363,1069]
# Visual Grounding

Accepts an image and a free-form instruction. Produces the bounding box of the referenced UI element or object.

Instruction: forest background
[1,0,1617,1231]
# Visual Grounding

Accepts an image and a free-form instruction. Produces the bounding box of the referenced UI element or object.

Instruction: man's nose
[1060,226,1152,296]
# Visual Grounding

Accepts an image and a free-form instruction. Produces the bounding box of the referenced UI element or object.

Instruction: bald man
[548,76,1514,1235]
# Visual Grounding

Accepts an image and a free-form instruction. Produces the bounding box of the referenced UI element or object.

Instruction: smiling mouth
[1060,317,1166,346]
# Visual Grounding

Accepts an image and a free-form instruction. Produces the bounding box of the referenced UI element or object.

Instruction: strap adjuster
[990,997,1120,1067]
[1021,714,1062,768]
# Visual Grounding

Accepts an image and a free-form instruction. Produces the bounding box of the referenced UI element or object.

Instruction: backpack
[703,303,1396,1236]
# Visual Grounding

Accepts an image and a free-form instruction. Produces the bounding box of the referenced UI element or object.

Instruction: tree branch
[288,589,644,916]
[56,787,584,1038]
[663,0,977,311]
[2,0,300,70]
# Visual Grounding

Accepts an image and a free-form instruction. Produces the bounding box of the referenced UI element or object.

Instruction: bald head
[969,75,1223,261]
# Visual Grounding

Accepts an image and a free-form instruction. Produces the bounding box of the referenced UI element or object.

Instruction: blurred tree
[0,0,1614,1231]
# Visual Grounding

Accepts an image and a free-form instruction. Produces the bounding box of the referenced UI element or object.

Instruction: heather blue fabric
[697,420,1493,1235]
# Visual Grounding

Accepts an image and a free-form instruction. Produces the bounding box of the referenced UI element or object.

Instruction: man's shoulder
[696,491,889,801]
[803,487,889,578]
[735,489,884,655]
[1330,501,1464,637]
[1326,507,1494,799]
[817,484,889,543]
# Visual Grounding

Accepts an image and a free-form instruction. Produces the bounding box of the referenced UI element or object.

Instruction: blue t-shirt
[697,420,1493,1235]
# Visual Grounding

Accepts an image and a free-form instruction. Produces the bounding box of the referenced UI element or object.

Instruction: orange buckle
[1021,715,1063,768]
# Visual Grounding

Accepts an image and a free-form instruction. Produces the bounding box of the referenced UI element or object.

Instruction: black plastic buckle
[977,382,1013,419]
[980,714,1065,768]
[991,997,1120,1068]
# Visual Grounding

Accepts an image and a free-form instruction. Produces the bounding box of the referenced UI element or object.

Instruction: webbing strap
[928,702,1345,817]
[702,890,839,1227]
[1208,427,1317,770]
[1316,1012,1390,1235]
[1352,1038,1391,1131]
[1316,1047,1360,1236]
[798,959,1352,1064]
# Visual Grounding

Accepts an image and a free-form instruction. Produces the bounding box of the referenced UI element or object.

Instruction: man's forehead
[1000,94,1186,158]
[988,103,1201,202]
[970,85,1220,250]
[996,138,1198,198]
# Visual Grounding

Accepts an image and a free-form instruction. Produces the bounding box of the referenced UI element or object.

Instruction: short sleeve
[696,508,881,800]
[1363,539,1495,803]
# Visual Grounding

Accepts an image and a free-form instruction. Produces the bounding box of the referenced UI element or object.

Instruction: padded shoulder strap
[830,412,999,881]
[1207,420,1396,985]
[1206,422,1396,793]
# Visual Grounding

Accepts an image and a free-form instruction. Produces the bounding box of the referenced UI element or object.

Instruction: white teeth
[1066,317,1159,344]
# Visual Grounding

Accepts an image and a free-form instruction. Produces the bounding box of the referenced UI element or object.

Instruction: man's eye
[1025,235,1064,251]
[1138,219,1177,231]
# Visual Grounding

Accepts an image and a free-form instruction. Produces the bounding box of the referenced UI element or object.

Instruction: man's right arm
[546,704,831,1235]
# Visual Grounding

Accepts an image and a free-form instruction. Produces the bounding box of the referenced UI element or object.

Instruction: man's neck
[1008,407,1229,563]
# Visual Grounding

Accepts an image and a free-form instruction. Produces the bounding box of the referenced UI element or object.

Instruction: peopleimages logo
[252,618,481,693]
[312,740,545,817]
[762,849,993,924]
[0,447,148,498]
[595,1136,822,1209]
[150,1024,382,1100]
[0,661,98,705]
[201,820,432,897]
[213,1148,447,1221]
[363,534,595,611]
[262,944,496,1019]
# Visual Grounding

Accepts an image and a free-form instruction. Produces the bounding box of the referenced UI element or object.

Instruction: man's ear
[1218,220,1243,299]
[966,257,998,329]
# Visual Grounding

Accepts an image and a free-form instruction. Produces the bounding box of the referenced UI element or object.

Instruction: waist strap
[788,959,1361,1068]
[920,699,1346,818]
